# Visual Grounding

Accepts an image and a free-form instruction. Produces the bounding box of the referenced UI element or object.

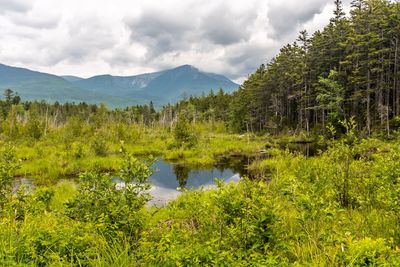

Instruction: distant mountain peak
[175,64,197,70]
[170,64,200,74]
[0,63,239,107]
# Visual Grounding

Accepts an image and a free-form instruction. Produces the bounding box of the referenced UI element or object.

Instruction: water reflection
[148,160,240,206]
[173,165,189,188]
[279,142,327,157]
[13,159,243,207]
[13,177,34,193]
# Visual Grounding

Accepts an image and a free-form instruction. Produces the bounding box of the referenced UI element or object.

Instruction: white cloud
[0,0,32,13]
[0,0,342,81]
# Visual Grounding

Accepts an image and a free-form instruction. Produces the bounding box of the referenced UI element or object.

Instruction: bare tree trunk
[305,81,309,134]
[367,70,371,135]
[395,38,400,115]
[246,122,250,144]
[386,106,390,137]
[44,106,49,136]
[53,109,59,127]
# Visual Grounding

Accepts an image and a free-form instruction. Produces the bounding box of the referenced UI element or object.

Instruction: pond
[14,157,250,206]
[146,159,243,206]
[12,143,326,206]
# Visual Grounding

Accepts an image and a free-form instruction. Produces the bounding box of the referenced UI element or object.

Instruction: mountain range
[0,63,239,107]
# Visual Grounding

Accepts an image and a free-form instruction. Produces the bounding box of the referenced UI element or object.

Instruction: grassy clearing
[0,135,400,265]
[9,122,265,184]
[2,117,399,265]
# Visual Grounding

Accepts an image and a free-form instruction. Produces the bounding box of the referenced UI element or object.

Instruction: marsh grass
[11,122,265,184]
[1,122,400,265]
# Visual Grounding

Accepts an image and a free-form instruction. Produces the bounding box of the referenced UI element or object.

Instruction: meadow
[0,116,399,266]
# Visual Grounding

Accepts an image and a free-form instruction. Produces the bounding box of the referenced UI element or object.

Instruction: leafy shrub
[391,115,400,131]
[9,187,54,223]
[90,138,108,157]
[173,115,198,148]
[15,214,105,266]
[65,149,154,242]
[64,116,84,138]
[0,144,19,209]
[71,142,86,159]
[343,238,397,266]
[136,179,279,265]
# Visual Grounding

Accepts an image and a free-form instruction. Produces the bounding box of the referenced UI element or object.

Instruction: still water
[147,160,241,206]
[13,146,320,206]
[15,158,247,206]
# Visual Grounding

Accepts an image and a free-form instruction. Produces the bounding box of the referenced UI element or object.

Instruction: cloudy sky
[0,0,351,83]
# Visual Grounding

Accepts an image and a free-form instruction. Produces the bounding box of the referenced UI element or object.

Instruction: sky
[0,0,351,83]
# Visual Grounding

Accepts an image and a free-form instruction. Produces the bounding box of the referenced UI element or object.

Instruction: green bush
[15,214,106,266]
[343,238,398,266]
[136,179,279,266]
[0,144,19,209]
[173,115,198,148]
[65,150,154,242]
[90,138,108,157]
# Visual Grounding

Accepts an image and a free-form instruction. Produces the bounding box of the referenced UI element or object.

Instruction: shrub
[90,138,108,157]
[136,179,279,265]
[173,115,197,148]
[343,238,396,266]
[0,144,19,209]
[15,214,105,266]
[65,149,154,242]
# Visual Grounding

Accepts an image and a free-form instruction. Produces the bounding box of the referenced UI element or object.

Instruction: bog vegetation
[1,0,400,265]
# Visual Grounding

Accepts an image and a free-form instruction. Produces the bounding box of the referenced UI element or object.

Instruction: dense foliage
[0,132,399,265]
[230,0,400,135]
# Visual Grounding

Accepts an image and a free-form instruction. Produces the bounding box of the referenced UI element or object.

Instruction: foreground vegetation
[0,124,399,266]
[0,94,399,265]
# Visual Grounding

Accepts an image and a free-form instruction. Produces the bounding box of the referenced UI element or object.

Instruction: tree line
[0,88,231,139]
[2,0,400,137]
[230,0,400,135]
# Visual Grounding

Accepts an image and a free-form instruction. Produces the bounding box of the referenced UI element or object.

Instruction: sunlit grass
[50,180,78,211]
[1,129,400,265]
[11,122,268,183]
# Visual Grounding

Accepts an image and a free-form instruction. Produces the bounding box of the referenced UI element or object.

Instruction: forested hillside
[229,0,400,134]
[124,0,400,137]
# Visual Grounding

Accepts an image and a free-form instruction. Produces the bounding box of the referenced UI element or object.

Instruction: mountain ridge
[0,63,239,107]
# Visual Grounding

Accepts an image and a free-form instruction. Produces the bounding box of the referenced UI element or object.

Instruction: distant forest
[2,0,400,137]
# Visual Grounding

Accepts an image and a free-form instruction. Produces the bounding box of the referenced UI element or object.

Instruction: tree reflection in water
[173,164,190,188]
